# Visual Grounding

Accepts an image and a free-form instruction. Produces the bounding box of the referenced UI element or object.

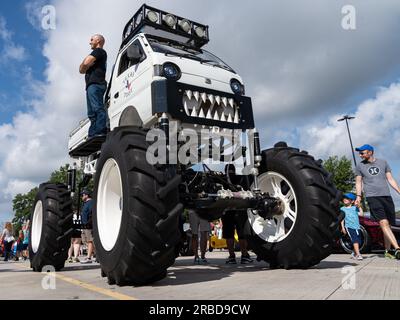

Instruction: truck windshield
[147,37,235,73]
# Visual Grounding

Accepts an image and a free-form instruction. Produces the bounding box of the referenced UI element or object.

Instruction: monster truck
[29,4,342,286]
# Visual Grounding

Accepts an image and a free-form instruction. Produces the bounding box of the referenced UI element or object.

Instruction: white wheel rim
[248,172,298,243]
[97,158,123,251]
[31,200,43,253]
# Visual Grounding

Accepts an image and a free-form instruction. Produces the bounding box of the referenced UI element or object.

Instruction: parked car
[337,213,400,253]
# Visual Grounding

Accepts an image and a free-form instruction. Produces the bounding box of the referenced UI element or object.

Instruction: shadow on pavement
[311,260,358,269]
[147,255,359,287]
[61,264,101,272]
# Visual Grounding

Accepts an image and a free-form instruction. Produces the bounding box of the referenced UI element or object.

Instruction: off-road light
[178,19,192,33]
[163,14,177,28]
[162,62,181,80]
[146,10,158,23]
[230,79,244,95]
[194,26,206,38]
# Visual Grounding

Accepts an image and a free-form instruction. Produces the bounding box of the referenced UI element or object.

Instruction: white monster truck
[29,4,342,286]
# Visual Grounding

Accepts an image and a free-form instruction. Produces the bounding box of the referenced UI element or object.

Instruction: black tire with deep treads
[29,183,73,271]
[246,142,343,269]
[93,127,183,286]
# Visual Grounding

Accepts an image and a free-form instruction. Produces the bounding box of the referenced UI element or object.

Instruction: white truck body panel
[68,33,245,157]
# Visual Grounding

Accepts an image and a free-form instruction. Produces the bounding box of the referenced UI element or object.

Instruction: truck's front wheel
[93,127,183,286]
[246,142,342,269]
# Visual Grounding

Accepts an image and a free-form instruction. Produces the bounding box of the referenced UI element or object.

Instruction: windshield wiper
[164,52,233,72]
[164,52,203,61]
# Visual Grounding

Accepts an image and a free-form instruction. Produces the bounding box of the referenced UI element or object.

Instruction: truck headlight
[162,62,181,81]
[230,79,245,95]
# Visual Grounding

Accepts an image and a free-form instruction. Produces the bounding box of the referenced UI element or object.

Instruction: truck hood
[151,53,244,93]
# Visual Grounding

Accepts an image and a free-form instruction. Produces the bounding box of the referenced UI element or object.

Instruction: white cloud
[4,179,37,199]
[0,16,27,63]
[300,82,400,160]
[2,0,400,224]
[3,43,26,61]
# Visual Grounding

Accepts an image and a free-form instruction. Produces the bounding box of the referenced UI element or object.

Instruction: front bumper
[151,80,255,130]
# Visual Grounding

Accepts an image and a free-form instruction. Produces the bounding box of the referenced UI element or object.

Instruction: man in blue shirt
[80,189,95,264]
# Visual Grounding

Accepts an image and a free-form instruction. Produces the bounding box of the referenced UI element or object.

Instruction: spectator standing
[68,213,82,263]
[15,230,24,261]
[1,222,15,261]
[189,209,211,264]
[222,211,253,264]
[22,221,29,261]
[80,190,95,264]
[340,193,364,260]
[223,164,253,264]
[354,144,400,259]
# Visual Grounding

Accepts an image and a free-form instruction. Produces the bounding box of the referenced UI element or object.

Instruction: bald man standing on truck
[79,34,108,138]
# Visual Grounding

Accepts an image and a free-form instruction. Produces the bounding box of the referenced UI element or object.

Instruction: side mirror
[126,44,142,64]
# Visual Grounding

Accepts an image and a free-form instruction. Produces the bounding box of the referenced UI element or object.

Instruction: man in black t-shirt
[79,34,108,137]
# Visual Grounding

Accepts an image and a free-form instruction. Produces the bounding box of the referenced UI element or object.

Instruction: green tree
[12,187,38,234]
[49,164,71,184]
[323,155,355,193]
[11,164,88,232]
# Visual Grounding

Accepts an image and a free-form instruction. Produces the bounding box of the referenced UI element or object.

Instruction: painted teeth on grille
[183,90,240,123]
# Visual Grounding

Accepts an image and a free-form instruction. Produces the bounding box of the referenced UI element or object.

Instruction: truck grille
[182,90,240,124]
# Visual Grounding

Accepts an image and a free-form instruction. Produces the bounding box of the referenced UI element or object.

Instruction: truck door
[109,38,150,127]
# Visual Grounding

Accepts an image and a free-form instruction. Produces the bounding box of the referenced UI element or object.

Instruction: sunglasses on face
[359,151,369,155]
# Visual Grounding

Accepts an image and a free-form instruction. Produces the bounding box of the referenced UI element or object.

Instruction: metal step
[69,135,106,157]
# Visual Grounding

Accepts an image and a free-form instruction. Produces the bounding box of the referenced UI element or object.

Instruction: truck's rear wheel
[29,183,73,271]
[246,142,342,269]
[93,127,183,286]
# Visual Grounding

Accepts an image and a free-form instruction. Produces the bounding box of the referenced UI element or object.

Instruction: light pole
[338,115,357,167]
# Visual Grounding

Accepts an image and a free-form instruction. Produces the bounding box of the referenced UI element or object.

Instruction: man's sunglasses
[359,151,369,155]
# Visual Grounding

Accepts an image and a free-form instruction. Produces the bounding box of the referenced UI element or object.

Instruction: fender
[118,106,143,127]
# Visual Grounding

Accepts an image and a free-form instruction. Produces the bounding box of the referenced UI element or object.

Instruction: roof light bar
[121,4,209,49]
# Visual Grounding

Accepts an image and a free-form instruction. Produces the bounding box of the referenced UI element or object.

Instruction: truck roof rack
[121,4,209,50]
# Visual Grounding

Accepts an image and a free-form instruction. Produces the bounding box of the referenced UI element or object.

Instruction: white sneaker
[356,255,363,260]
[350,252,356,259]
[80,258,93,264]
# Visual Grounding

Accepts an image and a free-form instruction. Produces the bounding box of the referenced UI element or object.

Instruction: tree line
[9,156,399,233]
[11,164,86,234]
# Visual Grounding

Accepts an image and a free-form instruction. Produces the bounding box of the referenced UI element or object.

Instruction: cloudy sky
[0,0,399,223]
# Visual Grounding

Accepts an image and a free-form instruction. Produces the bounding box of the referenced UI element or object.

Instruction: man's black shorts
[366,196,396,225]
[221,210,248,240]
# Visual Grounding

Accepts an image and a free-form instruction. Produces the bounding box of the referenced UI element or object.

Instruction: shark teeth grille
[183,90,240,124]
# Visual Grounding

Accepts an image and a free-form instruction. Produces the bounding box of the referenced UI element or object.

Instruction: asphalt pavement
[0,251,399,300]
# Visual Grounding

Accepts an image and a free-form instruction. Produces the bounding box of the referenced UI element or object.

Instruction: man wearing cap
[354,144,400,259]
[80,189,95,264]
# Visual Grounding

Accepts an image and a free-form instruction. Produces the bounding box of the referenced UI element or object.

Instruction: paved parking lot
[0,251,399,300]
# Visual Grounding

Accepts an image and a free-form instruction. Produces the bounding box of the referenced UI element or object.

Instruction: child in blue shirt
[340,193,364,260]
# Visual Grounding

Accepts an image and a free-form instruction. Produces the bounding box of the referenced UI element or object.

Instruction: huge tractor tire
[29,183,73,271]
[93,127,183,286]
[246,142,343,269]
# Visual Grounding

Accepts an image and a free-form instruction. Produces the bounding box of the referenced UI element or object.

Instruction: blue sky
[0,1,47,124]
[0,0,399,226]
